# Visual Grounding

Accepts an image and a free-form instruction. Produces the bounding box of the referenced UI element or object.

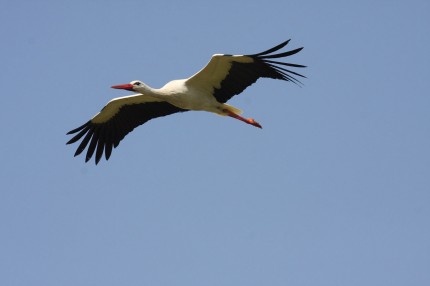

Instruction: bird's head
[111,80,145,92]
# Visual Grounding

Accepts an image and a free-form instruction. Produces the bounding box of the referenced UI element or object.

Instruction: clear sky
[1,0,429,285]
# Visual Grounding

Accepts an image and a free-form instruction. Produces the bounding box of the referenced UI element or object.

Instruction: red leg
[224,109,262,129]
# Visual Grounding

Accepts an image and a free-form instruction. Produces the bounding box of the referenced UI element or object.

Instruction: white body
[91,54,253,124]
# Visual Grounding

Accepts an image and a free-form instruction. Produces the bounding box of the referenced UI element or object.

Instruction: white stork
[67,39,306,164]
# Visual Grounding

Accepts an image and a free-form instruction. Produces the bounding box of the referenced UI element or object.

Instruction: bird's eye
[134,82,141,86]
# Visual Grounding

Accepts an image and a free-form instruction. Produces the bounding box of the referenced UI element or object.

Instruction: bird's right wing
[185,39,306,103]
[66,94,187,164]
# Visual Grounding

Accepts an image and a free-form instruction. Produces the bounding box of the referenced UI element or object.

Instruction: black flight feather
[67,102,187,164]
[212,40,306,103]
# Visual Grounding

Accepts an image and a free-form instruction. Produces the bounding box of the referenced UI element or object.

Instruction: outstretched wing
[185,39,306,103]
[66,94,187,164]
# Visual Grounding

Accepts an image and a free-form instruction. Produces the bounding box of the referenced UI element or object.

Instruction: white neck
[134,82,156,95]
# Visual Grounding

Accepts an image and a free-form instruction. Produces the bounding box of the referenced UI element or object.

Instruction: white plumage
[67,40,306,164]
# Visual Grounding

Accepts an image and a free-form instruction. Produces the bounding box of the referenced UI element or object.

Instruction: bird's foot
[224,109,263,129]
[247,118,262,129]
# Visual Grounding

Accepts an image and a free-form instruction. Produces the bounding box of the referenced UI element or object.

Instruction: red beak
[111,83,134,91]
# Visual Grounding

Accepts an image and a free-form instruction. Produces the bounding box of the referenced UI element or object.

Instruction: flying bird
[67,39,306,164]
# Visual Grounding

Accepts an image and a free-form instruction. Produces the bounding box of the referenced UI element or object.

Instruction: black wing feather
[67,102,187,164]
[213,40,306,103]
[251,39,291,56]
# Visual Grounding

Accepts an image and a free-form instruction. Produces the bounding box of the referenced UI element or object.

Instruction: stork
[67,39,306,164]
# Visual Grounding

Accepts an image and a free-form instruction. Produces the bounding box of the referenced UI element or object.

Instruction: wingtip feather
[67,121,90,135]
[250,39,291,57]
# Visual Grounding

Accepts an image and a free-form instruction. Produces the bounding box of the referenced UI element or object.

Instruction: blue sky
[1,0,429,285]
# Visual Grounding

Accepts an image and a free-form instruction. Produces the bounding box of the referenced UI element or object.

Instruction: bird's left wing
[66,94,187,164]
[185,39,306,103]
